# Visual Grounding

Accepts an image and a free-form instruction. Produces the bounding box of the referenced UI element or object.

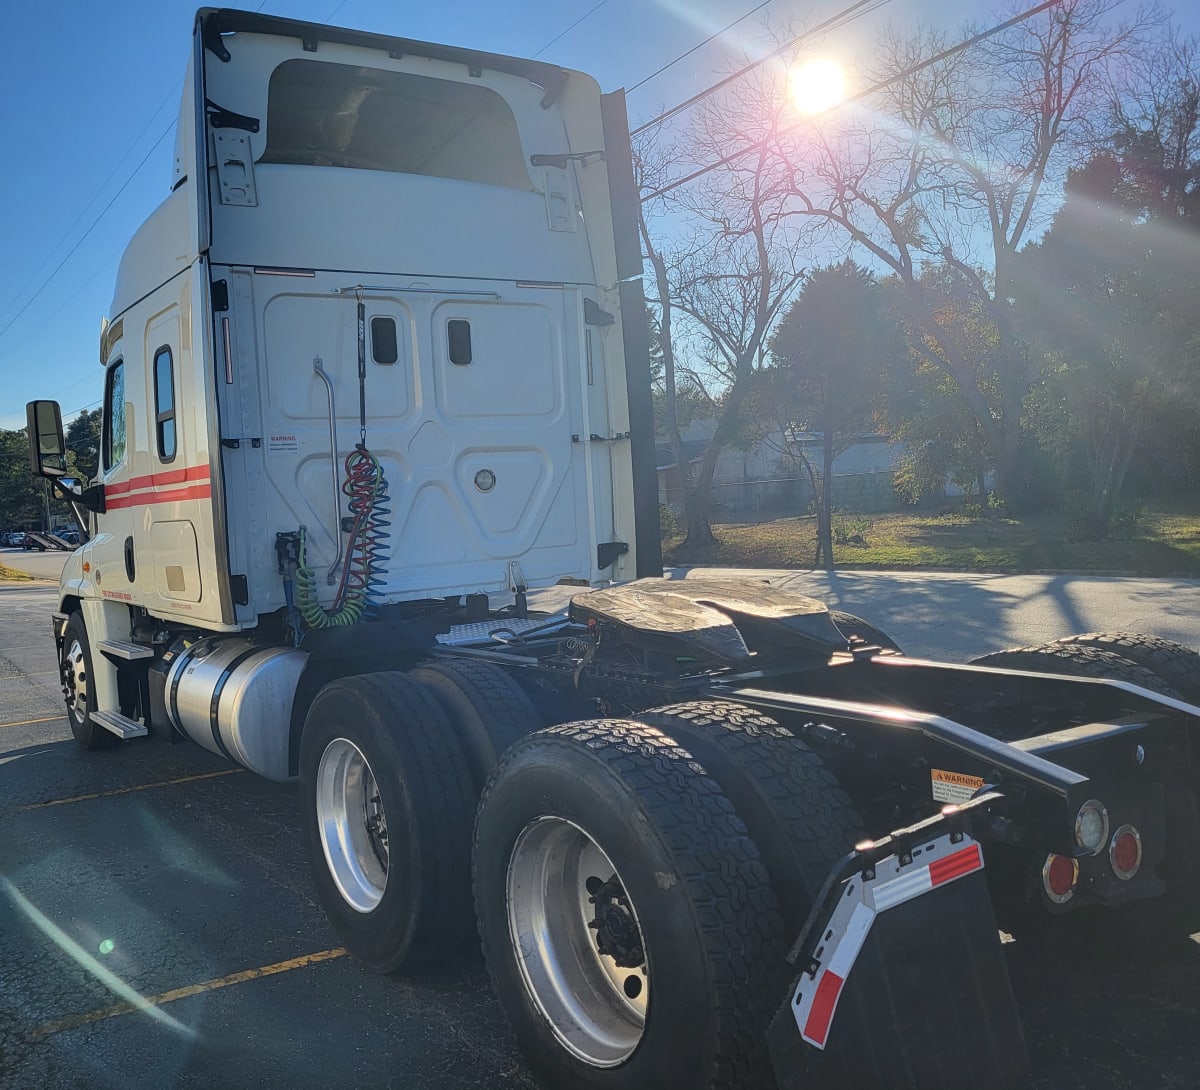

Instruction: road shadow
[667,566,1200,660]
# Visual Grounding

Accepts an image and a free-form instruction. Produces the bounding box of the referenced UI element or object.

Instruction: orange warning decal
[931,768,985,804]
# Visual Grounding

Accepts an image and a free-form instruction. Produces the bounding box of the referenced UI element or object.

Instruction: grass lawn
[0,564,32,581]
[662,509,1200,575]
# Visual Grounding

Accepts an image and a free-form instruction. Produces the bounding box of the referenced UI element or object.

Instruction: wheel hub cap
[587,876,645,969]
[507,817,649,1067]
[62,639,88,722]
[315,738,388,913]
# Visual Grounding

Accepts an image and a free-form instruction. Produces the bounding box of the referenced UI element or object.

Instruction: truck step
[96,639,154,661]
[90,710,148,739]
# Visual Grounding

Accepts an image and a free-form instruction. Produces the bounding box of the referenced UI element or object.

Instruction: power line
[639,0,1064,202]
[60,400,103,422]
[533,0,612,59]
[0,243,127,372]
[0,86,180,337]
[0,0,281,357]
[628,0,775,95]
[0,122,174,350]
[632,0,895,137]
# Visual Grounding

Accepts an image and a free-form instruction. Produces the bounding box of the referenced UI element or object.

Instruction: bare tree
[636,64,806,553]
[769,0,1151,506]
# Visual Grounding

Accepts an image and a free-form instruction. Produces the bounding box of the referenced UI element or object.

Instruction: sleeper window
[259,60,533,191]
[154,346,177,462]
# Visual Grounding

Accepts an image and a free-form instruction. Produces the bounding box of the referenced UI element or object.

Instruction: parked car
[0,532,22,547]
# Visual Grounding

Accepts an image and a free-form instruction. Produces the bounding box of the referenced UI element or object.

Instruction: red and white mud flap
[766,830,1032,1090]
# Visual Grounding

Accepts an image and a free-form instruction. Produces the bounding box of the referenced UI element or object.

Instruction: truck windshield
[258,59,534,191]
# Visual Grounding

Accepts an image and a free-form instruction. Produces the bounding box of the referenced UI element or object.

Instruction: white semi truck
[27,10,1200,1090]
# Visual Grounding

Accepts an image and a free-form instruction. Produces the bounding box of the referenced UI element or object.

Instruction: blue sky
[0,0,1184,430]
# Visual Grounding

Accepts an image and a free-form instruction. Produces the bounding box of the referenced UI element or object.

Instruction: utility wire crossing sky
[0,0,1192,431]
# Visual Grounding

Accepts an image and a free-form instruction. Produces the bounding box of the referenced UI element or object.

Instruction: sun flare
[788,59,847,115]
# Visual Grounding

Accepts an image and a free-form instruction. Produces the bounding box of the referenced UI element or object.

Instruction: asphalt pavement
[2,561,1200,1089]
[0,580,532,1090]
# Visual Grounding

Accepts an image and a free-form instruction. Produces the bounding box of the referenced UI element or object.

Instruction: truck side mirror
[26,400,68,478]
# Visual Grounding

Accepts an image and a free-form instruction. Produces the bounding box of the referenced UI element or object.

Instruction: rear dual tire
[967,642,1183,698]
[474,720,785,1090]
[636,700,862,935]
[1053,632,1200,704]
[299,671,476,973]
[410,658,543,792]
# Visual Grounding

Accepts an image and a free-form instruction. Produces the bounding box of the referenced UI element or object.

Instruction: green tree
[768,262,901,567]
[0,429,47,530]
[1017,152,1200,527]
[882,268,996,507]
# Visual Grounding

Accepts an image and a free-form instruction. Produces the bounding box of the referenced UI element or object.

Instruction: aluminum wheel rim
[62,639,88,723]
[316,738,389,913]
[507,817,648,1067]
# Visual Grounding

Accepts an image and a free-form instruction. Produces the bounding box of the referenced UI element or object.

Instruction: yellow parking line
[0,714,63,730]
[20,768,246,810]
[32,948,347,1040]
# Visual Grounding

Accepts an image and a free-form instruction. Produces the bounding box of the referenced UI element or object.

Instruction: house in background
[656,418,904,520]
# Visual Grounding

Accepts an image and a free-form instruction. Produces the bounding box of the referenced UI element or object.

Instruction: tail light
[1109,825,1143,881]
[1042,853,1078,903]
[1074,799,1109,856]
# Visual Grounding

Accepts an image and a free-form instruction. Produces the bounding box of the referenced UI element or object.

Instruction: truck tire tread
[300,670,476,973]
[1054,632,1200,704]
[61,612,116,751]
[410,658,543,793]
[637,699,863,934]
[968,643,1183,699]
[474,718,782,1090]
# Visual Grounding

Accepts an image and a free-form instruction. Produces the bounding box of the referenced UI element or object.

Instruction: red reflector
[1109,825,1142,880]
[929,843,982,887]
[803,970,845,1048]
[1045,854,1077,897]
[1112,834,1138,872]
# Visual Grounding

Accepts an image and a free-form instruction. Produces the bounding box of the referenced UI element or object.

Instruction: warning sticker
[267,434,299,455]
[931,768,985,804]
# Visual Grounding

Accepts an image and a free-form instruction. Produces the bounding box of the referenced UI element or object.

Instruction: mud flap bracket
[768,801,1031,1090]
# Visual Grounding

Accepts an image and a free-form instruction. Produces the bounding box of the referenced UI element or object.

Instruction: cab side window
[153,346,177,462]
[103,361,126,471]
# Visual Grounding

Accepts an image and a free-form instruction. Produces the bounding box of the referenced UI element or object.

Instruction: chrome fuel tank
[165,637,308,780]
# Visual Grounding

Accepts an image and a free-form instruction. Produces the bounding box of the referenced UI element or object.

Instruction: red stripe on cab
[105,482,213,510]
[105,464,211,497]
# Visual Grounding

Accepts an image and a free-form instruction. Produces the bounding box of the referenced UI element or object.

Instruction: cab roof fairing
[194,7,574,106]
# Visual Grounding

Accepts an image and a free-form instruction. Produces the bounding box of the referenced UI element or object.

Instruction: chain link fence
[660,470,905,524]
